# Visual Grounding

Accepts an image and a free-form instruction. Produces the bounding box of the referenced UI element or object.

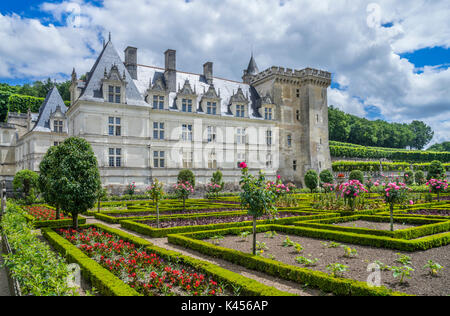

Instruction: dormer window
[182,99,193,113]
[108,85,121,104]
[53,120,63,133]
[153,95,164,110]
[264,107,273,120]
[207,102,217,115]
[236,104,245,118]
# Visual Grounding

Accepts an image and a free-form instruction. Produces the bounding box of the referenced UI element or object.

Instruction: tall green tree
[409,121,433,149]
[12,169,39,204]
[40,137,101,229]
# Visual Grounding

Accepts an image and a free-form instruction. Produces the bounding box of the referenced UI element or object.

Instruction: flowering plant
[59,227,224,296]
[338,180,368,211]
[127,182,136,196]
[239,162,277,255]
[426,179,448,201]
[147,179,164,228]
[174,181,195,211]
[322,183,335,193]
[23,205,68,221]
[383,182,411,231]
[206,183,222,197]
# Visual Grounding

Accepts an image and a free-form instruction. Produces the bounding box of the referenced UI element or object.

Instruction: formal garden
[0,137,449,297]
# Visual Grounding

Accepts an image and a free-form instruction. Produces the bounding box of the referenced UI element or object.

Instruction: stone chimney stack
[203,62,213,85]
[124,46,138,80]
[164,49,177,92]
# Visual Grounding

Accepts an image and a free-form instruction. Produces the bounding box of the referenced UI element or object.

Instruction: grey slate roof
[246,54,259,76]
[79,40,147,107]
[32,87,68,132]
[135,65,263,118]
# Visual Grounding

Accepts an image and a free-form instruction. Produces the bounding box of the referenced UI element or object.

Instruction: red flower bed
[24,205,69,221]
[58,227,225,296]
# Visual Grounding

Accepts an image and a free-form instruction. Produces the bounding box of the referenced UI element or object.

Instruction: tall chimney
[203,62,213,85]
[164,49,177,92]
[124,46,138,80]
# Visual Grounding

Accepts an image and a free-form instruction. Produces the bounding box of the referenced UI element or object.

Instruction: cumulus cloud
[0,0,449,144]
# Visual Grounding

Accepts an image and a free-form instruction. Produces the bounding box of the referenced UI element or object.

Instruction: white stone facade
[0,38,332,192]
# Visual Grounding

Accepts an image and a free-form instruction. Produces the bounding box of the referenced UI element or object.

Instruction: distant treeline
[328,106,434,150]
[0,79,70,122]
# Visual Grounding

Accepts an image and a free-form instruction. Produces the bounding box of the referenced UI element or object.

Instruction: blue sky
[0,0,449,144]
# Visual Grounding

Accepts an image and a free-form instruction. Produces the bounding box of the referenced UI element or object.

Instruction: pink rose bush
[322,183,335,193]
[382,182,411,231]
[426,179,448,201]
[174,181,195,211]
[337,180,368,211]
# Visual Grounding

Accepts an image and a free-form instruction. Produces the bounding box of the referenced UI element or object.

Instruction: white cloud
[0,0,449,144]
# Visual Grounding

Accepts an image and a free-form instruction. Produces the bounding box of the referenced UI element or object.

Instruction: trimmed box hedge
[292,215,450,240]
[166,226,409,296]
[120,211,339,238]
[43,224,293,296]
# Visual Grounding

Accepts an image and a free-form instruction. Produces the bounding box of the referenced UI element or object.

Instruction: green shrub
[428,160,446,180]
[404,169,415,185]
[349,170,364,183]
[12,169,39,204]
[178,169,196,187]
[415,170,426,185]
[319,169,334,185]
[304,170,319,193]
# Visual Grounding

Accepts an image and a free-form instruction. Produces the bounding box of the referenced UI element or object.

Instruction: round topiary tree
[319,169,334,186]
[349,170,364,184]
[178,169,196,188]
[41,137,101,229]
[415,170,426,185]
[427,161,446,180]
[304,170,319,193]
[39,146,62,218]
[13,169,39,205]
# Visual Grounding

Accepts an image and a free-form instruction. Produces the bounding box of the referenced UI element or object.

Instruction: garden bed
[22,205,86,228]
[407,209,450,217]
[139,212,302,229]
[43,224,291,296]
[205,232,449,296]
[106,208,242,218]
[334,220,418,231]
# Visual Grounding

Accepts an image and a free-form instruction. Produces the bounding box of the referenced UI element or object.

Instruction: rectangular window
[236,128,246,145]
[207,102,217,115]
[293,160,297,171]
[109,148,122,167]
[207,126,216,143]
[108,85,121,104]
[153,151,165,168]
[183,151,193,169]
[236,105,245,118]
[153,122,165,140]
[266,130,272,146]
[108,117,121,136]
[264,108,273,120]
[296,110,300,121]
[296,89,300,98]
[287,134,292,148]
[53,120,63,133]
[153,95,164,110]
[182,99,193,113]
[182,124,193,141]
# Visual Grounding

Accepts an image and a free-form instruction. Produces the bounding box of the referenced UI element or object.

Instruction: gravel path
[85,216,322,296]
[0,236,11,296]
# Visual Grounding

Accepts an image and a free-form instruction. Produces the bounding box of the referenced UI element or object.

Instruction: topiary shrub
[304,170,319,193]
[178,169,196,188]
[403,169,415,185]
[427,160,446,180]
[415,170,426,185]
[349,170,364,184]
[319,169,334,185]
